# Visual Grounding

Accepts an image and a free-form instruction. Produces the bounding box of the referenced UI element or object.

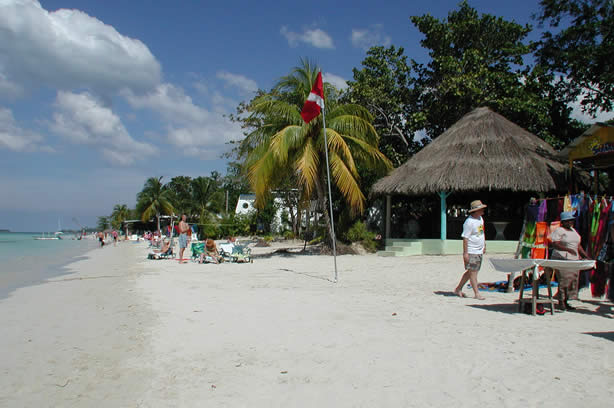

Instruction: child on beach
[454,200,487,300]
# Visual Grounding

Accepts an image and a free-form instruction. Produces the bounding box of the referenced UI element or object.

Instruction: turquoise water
[0,232,97,299]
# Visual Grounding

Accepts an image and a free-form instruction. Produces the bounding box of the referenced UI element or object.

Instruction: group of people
[177,214,223,264]
[454,200,589,311]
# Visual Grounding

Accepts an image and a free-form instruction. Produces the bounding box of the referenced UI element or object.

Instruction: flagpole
[319,72,338,283]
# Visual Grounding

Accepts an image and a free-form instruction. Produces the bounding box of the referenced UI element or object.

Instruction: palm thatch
[372,107,567,195]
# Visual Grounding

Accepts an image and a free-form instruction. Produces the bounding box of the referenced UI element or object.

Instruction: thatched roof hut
[372,107,570,240]
[372,107,567,195]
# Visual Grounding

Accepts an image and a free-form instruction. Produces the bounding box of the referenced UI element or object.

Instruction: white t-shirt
[462,215,485,254]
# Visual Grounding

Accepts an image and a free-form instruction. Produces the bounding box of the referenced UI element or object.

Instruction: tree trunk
[156,213,161,237]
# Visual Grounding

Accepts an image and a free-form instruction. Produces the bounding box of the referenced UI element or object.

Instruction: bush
[345,221,378,253]
[283,230,295,240]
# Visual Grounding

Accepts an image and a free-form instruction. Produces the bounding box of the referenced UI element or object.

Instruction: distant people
[549,211,588,311]
[112,230,118,246]
[97,231,105,247]
[178,214,189,263]
[454,200,487,300]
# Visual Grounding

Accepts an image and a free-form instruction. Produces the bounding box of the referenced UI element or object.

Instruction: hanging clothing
[537,200,547,222]
[531,222,549,259]
[563,195,572,212]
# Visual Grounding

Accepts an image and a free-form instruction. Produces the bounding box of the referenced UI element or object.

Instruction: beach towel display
[518,196,613,300]
[530,222,549,259]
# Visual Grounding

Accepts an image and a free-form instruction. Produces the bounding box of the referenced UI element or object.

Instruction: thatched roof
[372,107,568,196]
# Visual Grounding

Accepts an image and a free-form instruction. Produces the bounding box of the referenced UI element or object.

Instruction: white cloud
[216,71,258,94]
[0,0,161,96]
[49,91,157,166]
[122,84,209,124]
[0,107,50,151]
[122,83,242,157]
[351,25,391,50]
[280,26,334,49]
[323,73,348,91]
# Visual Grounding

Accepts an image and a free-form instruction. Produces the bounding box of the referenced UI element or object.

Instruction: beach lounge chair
[219,241,253,263]
[148,246,173,260]
[191,242,205,262]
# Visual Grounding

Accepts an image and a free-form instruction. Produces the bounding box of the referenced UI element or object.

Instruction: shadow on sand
[583,331,614,342]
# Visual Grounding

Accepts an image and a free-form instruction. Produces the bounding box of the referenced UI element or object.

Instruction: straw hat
[468,200,487,213]
[206,238,215,249]
[560,211,575,221]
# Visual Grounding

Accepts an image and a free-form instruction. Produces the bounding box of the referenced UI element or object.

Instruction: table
[489,259,596,315]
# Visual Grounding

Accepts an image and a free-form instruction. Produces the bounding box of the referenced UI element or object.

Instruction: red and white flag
[300,72,324,123]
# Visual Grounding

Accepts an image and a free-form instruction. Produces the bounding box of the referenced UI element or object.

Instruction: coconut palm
[110,204,130,236]
[191,176,223,224]
[136,177,175,236]
[243,59,391,243]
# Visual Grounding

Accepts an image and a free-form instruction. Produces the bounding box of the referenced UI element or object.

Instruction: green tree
[96,216,110,231]
[136,177,175,236]
[167,176,193,217]
[535,0,614,115]
[242,59,391,244]
[110,204,129,234]
[345,45,423,166]
[410,1,554,140]
[191,175,223,224]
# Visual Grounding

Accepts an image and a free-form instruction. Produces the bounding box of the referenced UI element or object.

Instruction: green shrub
[283,230,295,240]
[345,221,378,253]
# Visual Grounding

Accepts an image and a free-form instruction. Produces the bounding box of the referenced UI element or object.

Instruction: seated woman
[149,240,172,259]
[200,239,224,264]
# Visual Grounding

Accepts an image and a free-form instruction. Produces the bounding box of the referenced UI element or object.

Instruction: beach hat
[560,211,575,221]
[468,200,487,213]
[206,238,215,248]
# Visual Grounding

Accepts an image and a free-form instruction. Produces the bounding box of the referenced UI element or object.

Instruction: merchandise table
[489,259,596,315]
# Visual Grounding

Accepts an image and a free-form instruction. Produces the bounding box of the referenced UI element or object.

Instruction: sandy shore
[1,241,612,407]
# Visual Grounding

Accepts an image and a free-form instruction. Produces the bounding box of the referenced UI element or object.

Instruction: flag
[300,72,324,123]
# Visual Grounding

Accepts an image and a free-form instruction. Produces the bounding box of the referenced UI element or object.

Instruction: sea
[0,231,98,300]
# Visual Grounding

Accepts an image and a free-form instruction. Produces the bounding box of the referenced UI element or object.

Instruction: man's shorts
[464,253,483,271]
[179,233,188,249]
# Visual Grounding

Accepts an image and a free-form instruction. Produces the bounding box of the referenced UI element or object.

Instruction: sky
[1,0,612,232]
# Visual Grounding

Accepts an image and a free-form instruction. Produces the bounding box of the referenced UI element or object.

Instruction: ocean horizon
[0,231,98,299]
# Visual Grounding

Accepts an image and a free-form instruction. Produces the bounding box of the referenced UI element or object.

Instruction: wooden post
[385,194,391,239]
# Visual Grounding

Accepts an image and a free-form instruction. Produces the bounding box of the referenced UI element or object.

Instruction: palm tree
[243,59,391,243]
[191,176,222,224]
[111,204,130,237]
[136,177,175,236]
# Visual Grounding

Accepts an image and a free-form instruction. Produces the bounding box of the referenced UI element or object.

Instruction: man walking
[178,214,189,263]
[454,200,487,300]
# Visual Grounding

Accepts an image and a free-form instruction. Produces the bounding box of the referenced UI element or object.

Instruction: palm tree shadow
[583,331,614,342]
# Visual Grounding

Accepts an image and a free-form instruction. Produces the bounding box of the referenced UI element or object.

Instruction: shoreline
[0,242,612,406]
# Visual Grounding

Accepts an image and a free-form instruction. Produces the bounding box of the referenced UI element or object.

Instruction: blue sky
[0,0,611,232]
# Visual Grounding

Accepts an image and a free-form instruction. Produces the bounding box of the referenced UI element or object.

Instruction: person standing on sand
[454,200,487,300]
[178,214,189,263]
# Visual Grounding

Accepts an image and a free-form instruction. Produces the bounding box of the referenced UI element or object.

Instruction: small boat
[34,231,63,240]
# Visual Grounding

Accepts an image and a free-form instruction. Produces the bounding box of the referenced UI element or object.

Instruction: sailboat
[33,219,63,240]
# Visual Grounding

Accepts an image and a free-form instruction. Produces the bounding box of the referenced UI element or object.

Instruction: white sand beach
[1,241,613,407]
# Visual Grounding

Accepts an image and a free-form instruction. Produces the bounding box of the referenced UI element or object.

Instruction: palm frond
[295,138,320,198]
[329,153,366,214]
[324,129,357,177]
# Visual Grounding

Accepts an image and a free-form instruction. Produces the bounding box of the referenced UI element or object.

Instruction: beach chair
[191,242,205,262]
[148,246,173,260]
[219,241,253,263]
